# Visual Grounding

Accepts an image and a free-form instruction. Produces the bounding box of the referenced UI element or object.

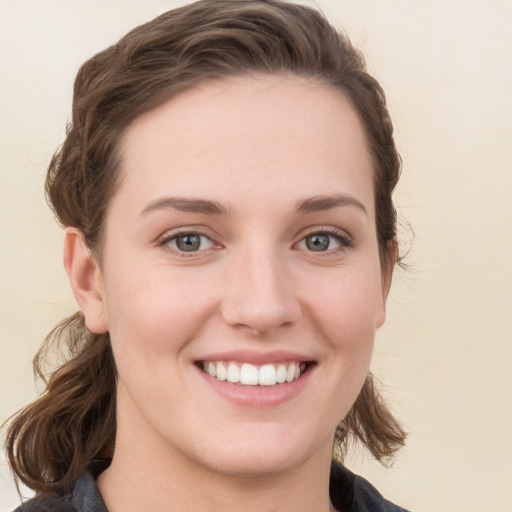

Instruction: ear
[376,238,398,328]
[63,228,109,334]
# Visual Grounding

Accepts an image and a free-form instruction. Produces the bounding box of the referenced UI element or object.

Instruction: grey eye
[169,233,214,252]
[176,234,201,251]
[305,234,331,251]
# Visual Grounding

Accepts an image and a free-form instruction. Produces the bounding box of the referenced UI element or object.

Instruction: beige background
[1,1,511,510]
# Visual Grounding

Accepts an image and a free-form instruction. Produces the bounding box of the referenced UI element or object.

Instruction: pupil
[177,234,201,251]
[306,234,329,251]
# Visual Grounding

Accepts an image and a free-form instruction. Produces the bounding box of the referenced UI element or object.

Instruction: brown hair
[5,0,405,497]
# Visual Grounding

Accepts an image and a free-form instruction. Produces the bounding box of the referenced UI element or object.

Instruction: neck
[97,421,336,512]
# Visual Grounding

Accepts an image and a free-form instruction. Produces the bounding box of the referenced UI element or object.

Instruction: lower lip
[196,365,313,407]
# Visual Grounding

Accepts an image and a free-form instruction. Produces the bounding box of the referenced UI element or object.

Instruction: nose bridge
[221,240,301,335]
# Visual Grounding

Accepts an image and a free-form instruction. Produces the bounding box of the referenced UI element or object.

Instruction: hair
[5,0,406,498]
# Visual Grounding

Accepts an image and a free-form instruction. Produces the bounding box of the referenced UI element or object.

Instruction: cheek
[301,270,381,427]
[307,265,384,347]
[102,273,205,410]
[103,263,221,362]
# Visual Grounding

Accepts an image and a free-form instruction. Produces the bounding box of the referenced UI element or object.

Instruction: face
[84,75,391,477]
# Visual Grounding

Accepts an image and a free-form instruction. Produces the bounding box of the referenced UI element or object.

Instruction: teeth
[240,363,259,385]
[286,363,295,383]
[276,364,287,384]
[207,362,217,378]
[216,362,227,381]
[227,363,240,383]
[201,361,307,386]
[259,364,276,386]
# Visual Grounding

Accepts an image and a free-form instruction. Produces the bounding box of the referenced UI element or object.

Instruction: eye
[297,230,352,252]
[162,232,215,253]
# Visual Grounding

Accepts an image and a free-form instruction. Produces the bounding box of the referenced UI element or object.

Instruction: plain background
[1,1,511,510]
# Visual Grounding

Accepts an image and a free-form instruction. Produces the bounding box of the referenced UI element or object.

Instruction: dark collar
[330,462,409,512]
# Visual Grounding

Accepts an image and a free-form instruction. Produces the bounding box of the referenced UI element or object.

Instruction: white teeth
[207,362,217,378]
[216,362,227,381]
[227,363,240,383]
[286,363,295,383]
[202,360,308,386]
[240,363,259,385]
[276,364,287,384]
[259,364,276,386]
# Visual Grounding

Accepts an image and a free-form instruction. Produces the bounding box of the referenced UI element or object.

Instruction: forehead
[114,75,374,216]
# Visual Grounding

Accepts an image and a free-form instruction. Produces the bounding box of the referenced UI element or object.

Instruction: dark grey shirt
[14,459,410,512]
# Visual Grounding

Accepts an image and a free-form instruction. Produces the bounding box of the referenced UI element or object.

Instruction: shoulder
[12,459,110,512]
[353,473,410,512]
[12,496,75,512]
[330,463,411,512]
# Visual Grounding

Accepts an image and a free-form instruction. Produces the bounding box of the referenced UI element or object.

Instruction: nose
[221,247,302,336]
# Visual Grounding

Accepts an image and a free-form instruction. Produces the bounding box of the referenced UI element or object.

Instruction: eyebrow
[139,193,367,218]
[294,194,368,217]
[140,197,228,217]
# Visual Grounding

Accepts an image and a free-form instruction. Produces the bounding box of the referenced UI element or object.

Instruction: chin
[181,423,331,478]
[198,448,306,478]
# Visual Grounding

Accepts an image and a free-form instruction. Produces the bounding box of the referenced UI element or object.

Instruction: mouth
[196,360,315,387]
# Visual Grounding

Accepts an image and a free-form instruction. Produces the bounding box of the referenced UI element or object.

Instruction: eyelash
[158,230,217,257]
[297,227,354,254]
[157,227,353,257]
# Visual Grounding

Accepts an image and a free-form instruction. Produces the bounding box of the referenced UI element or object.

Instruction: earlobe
[382,238,398,300]
[376,238,398,328]
[63,228,109,334]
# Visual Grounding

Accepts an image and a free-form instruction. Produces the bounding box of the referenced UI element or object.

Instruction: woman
[5,1,408,510]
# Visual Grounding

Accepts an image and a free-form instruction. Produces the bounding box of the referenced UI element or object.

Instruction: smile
[198,361,311,386]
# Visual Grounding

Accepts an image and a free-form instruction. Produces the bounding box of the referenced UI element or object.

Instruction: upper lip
[196,350,315,365]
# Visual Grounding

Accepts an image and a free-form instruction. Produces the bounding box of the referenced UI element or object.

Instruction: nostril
[221,302,302,336]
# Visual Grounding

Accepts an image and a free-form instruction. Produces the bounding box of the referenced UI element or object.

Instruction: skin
[65,75,393,512]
